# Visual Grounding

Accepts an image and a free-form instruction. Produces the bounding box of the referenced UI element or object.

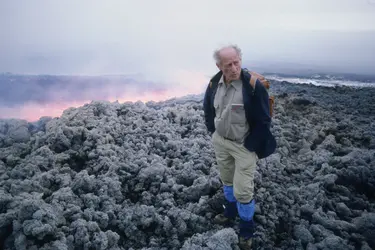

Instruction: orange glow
[0,71,210,122]
[0,100,90,122]
[0,86,205,122]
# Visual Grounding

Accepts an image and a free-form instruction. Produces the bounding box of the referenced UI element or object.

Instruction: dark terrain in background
[1,70,375,109]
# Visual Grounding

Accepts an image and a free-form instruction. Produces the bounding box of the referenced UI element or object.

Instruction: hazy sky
[1,0,375,78]
[1,0,375,121]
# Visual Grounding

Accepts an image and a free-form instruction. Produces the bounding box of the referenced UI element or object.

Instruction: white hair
[213,44,242,64]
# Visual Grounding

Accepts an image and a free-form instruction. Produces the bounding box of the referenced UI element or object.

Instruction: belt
[216,131,237,142]
[223,136,235,142]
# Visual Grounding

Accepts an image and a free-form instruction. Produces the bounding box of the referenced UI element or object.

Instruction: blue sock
[237,199,255,221]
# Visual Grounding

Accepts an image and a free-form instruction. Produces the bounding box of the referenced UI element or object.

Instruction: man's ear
[216,63,221,71]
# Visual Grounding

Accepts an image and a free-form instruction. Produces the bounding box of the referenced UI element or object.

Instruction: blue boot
[223,200,238,219]
[214,185,238,225]
[237,199,256,249]
[239,219,255,239]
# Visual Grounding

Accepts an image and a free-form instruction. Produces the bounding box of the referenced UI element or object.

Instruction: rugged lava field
[1,81,374,250]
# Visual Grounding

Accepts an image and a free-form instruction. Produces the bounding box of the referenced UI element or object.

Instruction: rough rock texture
[0,81,374,250]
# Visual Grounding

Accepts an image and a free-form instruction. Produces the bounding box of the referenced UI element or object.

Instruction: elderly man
[203,45,276,249]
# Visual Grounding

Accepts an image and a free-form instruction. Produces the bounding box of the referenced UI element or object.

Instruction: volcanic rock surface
[0,80,374,250]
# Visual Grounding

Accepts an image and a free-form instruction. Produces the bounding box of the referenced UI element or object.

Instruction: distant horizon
[2,61,375,77]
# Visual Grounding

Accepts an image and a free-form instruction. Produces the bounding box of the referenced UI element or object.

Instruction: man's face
[217,48,242,83]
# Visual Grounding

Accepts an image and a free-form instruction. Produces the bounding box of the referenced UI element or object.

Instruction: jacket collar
[218,75,242,90]
[240,69,255,95]
[210,69,254,92]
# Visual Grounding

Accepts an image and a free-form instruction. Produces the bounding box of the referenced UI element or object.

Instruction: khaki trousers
[212,131,258,203]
